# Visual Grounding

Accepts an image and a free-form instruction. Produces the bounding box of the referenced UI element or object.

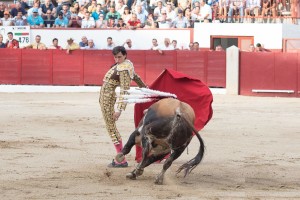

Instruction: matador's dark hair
[112,46,127,56]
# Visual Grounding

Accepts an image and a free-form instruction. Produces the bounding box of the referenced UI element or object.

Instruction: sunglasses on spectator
[162,13,166,15]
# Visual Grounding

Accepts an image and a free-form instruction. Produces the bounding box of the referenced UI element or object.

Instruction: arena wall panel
[0,49,21,84]
[207,51,226,87]
[52,50,84,85]
[127,50,146,86]
[21,49,53,85]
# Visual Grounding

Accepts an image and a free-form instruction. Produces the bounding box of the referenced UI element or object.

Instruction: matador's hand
[113,111,121,121]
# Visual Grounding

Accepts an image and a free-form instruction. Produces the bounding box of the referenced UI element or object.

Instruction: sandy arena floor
[0,93,300,200]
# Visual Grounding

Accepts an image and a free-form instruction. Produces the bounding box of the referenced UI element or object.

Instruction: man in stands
[150,38,163,54]
[172,9,189,28]
[161,38,174,50]
[53,11,69,27]
[193,41,200,51]
[13,11,28,26]
[0,34,6,48]
[123,39,135,49]
[10,2,27,18]
[43,9,55,28]
[127,13,141,29]
[79,36,89,48]
[6,32,19,49]
[105,6,121,20]
[41,0,56,17]
[135,4,148,28]
[65,38,80,54]
[228,0,245,23]
[105,37,115,49]
[1,10,13,26]
[24,35,47,50]
[27,8,44,28]
[48,38,63,50]
[81,12,95,28]
[0,2,5,18]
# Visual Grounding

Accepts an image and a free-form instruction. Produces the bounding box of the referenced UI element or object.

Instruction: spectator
[92,3,105,20]
[172,39,180,50]
[0,34,5,48]
[41,0,56,17]
[245,0,260,22]
[116,0,127,15]
[165,2,176,21]
[153,0,166,20]
[5,32,19,49]
[61,4,71,20]
[178,0,191,13]
[161,37,174,50]
[77,0,89,8]
[78,7,88,19]
[20,0,33,10]
[157,10,172,28]
[48,38,63,49]
[215,44,225,51]
[123,39,134,49]
[71,2,80,14]
[188,42,194,50]
[69,13,81,27]
[261,0,277,22]
[27,8,44,28]
[135,4,148,27]
[116,17,127,29]
[65,38,80,54]
[105,37,115,49]
[193,41,200,51]
[1,11,13,26]
[228,0,244,23]
[81,39,97,49]
[199,0,212,22]
[81,12,96,28]
[28,3,43,16]
[43,9,55,27]
[54,11,69,27]
[95,13,107,28]
[122,6,132,24]
[144,13,156,28]
[105,6,121,20]
[0,2,5,18]
[218,0,229,22]
[248,44,255,52]
[10,2,27,18]
[79,36,88,48]
[13,11,28,26]
[184,7,194,27]
[150,38,163,54]
[255,43,270,52]
[172,9,189,28]
[25,35,47,50]
[107,15,116,28]
[127,13,141,29]
[88,0,98,13]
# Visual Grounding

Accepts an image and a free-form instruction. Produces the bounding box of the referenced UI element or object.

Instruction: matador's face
[114,52,126,64]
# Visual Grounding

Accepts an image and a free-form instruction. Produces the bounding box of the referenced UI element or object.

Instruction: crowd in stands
[0,0,298,28]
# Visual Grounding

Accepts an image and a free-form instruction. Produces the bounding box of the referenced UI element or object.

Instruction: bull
[115,98,205,185]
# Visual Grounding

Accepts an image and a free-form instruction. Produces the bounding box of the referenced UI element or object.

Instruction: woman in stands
[99,46,147,168]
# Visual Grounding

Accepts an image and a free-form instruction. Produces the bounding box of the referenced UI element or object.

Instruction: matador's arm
[133,73,147,88]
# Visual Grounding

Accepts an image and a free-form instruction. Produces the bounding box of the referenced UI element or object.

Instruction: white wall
[194,23,283,50]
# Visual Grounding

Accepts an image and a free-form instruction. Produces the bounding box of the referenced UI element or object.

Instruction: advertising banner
[0,26,30,47]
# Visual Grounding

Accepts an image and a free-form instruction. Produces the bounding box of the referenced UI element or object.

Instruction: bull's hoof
[154,176,164,185]
[126,172,137,180]
[136,169,144,176]
[115,153,125,163]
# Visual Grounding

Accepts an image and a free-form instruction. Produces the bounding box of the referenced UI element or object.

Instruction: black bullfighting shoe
[107,159,128,168]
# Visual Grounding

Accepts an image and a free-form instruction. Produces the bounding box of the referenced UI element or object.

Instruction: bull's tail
[176,119,205,177]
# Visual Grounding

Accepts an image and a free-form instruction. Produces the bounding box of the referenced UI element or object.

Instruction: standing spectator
[65,38,80,54]
[115,17,127,29]
[199,0,212,22]
[95,13,107,28]
[48,38,63,49]
[13,11,28,26]
[79,36,88,48]
[123,39,135,49]
[0,34,6,48]
[135,4,148,27]
[105,6,121,20]
[172,9,189,28]
[43,9,55,27]
[127,13,141,29]
[24,35,47,50]
[193,41,200,51]
[81,39,97,49]
[81,12,96,28]
[92,3,105,20]
[41,0,56,17]
[1,11,13,26]
[150,38,163,53]
[27,8,44,28]
[105,37,115,49]
[122,7,132,23]
[10,2,27,18]
[161,38,174,50]
[53,11,69,27]
[228,0,245,23]
[244,0,260,22]
[6,32,19,49]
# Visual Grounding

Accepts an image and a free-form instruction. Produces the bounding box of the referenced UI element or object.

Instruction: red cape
[134,69,213,131]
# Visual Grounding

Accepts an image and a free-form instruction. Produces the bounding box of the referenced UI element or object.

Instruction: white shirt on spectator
[200,4,212,20]
[161,45,174,50]
[1,17,13,26]
[81,17,96,28]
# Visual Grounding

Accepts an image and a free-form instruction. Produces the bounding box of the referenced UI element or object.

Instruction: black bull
[116,98,205,184]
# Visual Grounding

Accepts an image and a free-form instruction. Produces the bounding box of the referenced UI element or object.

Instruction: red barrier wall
[240,52,299,97]
[0,49,225,88]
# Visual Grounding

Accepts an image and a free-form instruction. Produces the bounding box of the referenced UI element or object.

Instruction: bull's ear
[143,109,148,114]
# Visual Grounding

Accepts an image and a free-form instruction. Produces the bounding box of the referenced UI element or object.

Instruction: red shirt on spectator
[127,19,141,27]
[6,39,19,48]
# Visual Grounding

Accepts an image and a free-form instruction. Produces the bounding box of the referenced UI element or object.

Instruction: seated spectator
[165,2,176,21]
[199,0,212,22]
[0,2,5,18]
[184,7,194,28]
[78,7,88,19]
[135,4,148,28]
[193,41,200,51]
[0,34,6,48]
[127,13,141,29]
[43,10,55,28]
[121,7,132,24]
[53,11,69,27]
[48,38,63,49]
[65,37,80,54]
[123,39,135,49]
[116,0,127,16]
[161,38,174,50]
[115,17,127,29]
[91,3,105,20]
[88,0,98,13]
[10,2,27,18]
[178,0,191,13]
[68,13,81,27]
[172,9,189,28]
[154,0,166,20]
[41,0,56,17]
[150,38,163,54]
[60,4,72,20]
[245,0,260,22]
[106,15,116,28]
[228,0,244,23]
[95,13,107,28]
[5,32,19,49]
[28,2,43,16]
[215,44,225,51]
[13,11,28,26]
[79,36,88,48]
[261,0,277,20]
[81,12,95,28]
[144,13,156,28]
[71,2,80,14]
[81,39,97,49]
[1,11,13,26]
[104,36,115,49]
[27,8,44,28]
[157,10,172,28]
[20,0,33,9]
[105,6,121,20]
[24,35,47,50]
[218,0,229,22]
